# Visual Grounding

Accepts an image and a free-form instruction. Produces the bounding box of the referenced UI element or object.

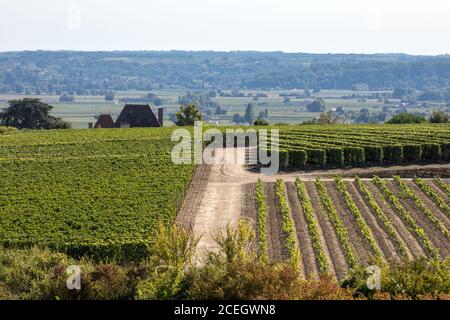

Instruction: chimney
[158,108,164,127]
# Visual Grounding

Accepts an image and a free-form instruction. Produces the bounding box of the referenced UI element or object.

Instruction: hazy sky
[1,0,449,54]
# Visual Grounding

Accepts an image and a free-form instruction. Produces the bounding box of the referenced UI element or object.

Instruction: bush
[363,146,383,163]
[343,147,365,165]
[288,149,308,168]
[403,144,422,161]
[326,148,344,167]
[383,145,403,162]
[305,149,326,167]
[422,143,442,160]
[386,113,426,124]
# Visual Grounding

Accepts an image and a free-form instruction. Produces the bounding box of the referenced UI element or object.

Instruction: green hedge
[289,149,308,168]
[403,144,422,161]
[344,147,365,165]
[422,143,442,160]
[306,149,326,167]
[279,149,289,169]
[383,145,403,162]
[326,148,344,167]
[363,146,383,163]
[441,143,450,160]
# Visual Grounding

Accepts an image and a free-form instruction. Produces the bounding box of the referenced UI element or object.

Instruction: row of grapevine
[434,177,450,198]
[315,178,357,268]
[372,176,439,259]
[255,179,268,263]
[334,177,383,259]
[275,179,301,269]
[393,176,449,240]
[354,177,408,259]
[414,177,450,217]
[294,178,329,274]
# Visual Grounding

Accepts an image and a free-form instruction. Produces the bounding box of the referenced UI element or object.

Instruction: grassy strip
[334,177,383,259]
[255,179,268,263]
[275,179,301,270]
[414,177,450,217]
[372,176,439,259]
[354,177,408,259]
[433,176,450,198]
[394,176,449,240]
[315,178,357,268]
[294,178,329,274]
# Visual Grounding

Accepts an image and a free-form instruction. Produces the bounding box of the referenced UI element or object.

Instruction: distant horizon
[0,49,449,57]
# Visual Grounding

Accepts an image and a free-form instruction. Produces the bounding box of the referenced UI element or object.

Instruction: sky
[0,0,449,55]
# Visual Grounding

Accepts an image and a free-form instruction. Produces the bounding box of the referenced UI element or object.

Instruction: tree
[264,108,269,120]
[175,104,202,126]
[244,103,254,124]
[0,98,71,129]
[105,91,116,102]
[232,113,245,124]
[385,113,426,124]
[254,119,269,126]
[306,98,326,112]
[429,110,450,123]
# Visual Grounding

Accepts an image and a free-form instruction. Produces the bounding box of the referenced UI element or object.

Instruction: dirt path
[176,147,450,260]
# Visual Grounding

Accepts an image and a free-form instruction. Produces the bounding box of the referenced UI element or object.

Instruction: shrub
[288,149,307,168]
[326,148,344,167]
[343,147,365,165]
[403,144,422,161]
[382,145,403,162]
[422,143,442,160]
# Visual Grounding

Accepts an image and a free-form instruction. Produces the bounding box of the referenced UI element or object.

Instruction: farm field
[243,176,450,280]
[264,124,450,168]
[1,89,445,128]
[0,128,195,260]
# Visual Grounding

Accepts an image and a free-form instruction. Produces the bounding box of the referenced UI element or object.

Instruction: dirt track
[176,147,450,260]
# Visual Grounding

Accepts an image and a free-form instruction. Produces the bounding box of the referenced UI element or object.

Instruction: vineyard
[259,124,450,169]
[0,128,195,260]
[243,175,450,280]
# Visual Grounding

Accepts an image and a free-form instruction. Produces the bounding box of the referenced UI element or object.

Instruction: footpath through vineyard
[177,147,450,267]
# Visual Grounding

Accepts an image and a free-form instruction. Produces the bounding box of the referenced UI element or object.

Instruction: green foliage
[362,146,383,163]
[326,148,344,167]
[403,144,422,161]
[0,128,195,261]
[253,119,269,126]
[386,113,426,124]
[278,149,289,169]
[288,149,308,168]
[343,257,450,300]
[393,176,449,240]
[334,177,383,259]
[305,149,326,167]
[414,177,450,217]
[306,98,326,112]
[295,178,328,274]
[421,143,442,160]
[354,177,408,259]
[175,104,202,126]
[433,176,450,198]
[255,179,268,263]
[372,176,439,259]
[0,98,71,130]
[382,145,403,162]
[315,178,356,268]
[343,147,365,165]
[275,180,301,270]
